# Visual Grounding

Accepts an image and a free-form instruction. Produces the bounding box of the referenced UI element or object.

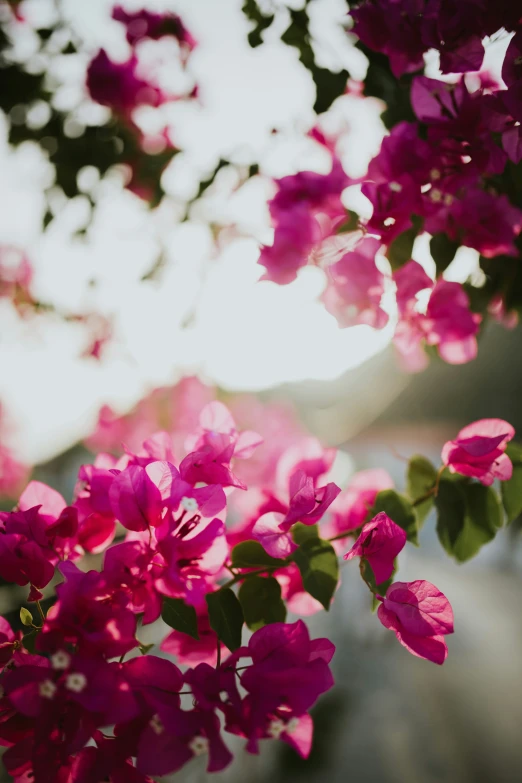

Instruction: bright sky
[0,0,491,464]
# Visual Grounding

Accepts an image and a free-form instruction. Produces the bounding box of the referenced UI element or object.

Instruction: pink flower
[112,6,196,54]
[377,580,454,665]
[86,50,164,118]
[259,156,349,285]
[253,470,340,558]
[179,404,262,491]
[103,540,161,624]
[423,281,481,365]
[441,418,515,485]
[226,620,335,755]
[275,437,336,494]
[327,468,395,539]
[0,618,21,670]
[185,401,263,463]
[258,205,321,285]
[350,1,426,78]
[0,482,80,588]
[343,512,407,584]
[153,517,228,606]
[73,460,118,552]
[392,268,481,371]
[39,561,137,658]
[321,236,389,329]
[109,465,164,532]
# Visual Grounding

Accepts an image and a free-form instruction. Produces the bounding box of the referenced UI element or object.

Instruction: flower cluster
[351,1,520,77]
[0,400,518,780]
[87,7,197,121]
[257,12,522,371]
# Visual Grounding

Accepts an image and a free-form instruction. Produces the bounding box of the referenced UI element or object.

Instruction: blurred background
[0,0,521,781]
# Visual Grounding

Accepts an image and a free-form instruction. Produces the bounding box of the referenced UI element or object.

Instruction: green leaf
[372,489,419,545]
[139,643,155,655]
[161,597,199,640]
[238,576,286,630]
[435,479,503,562]
[335,210,359,234]
[20,608,33,627]
[430,233,459,275]
[231,540,284,569]
[291,523,319,545]
[242,0,274,47]
[501,442,522,522]
[206,588,244,652]
[293,537,339,610]
[386,216,423,271]
[406,455,438,525]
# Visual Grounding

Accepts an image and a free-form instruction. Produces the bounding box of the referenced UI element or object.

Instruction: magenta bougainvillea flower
[259,145,350,285]
[343,512,407,584]
[112,6,197,53]
[86,50,164,117]
[226,620,335,755]
[392,263,481,371]
[326,468,394,540]
[321,236,389,329]
[377,580,454,664]
[442,418,515,485]
[253,469,340,558]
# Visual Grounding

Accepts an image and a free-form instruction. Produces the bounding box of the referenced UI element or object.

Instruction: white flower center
[444,193,454,206]
[181,496,198,512]
[430,188,442,203]
[430,168,441,180]
[189,735,209,756]
[286,717,299,734]
[39,679,57,699]
[65,673,87,693]
[51,651,71,670]
[389,181,402,193]
[150,714,164,735]
[267,718,285,739]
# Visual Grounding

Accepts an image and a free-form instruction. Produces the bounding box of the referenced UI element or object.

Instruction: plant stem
[35,600,45,625]
[221,565,280,589]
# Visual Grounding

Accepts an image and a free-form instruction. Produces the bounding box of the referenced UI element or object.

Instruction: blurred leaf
[206,588,244,651]
[386,216,423,271]
[22,631,36,653]
[281,8,349,114]
[20,608,33,627]
[372,489,418,544]
[430,233,459,275]
[139,643,155,655]
[335,209,359,234]
[242,0,275,47]
[435,479,503,562]
[292,522,319,545]
[239,575,286,630]
[501,442,522,522]
[406,455,437,525]
[356,42,416,129]
[231,540,284,568]
[161,597,199,640]
[293,537,338,610]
